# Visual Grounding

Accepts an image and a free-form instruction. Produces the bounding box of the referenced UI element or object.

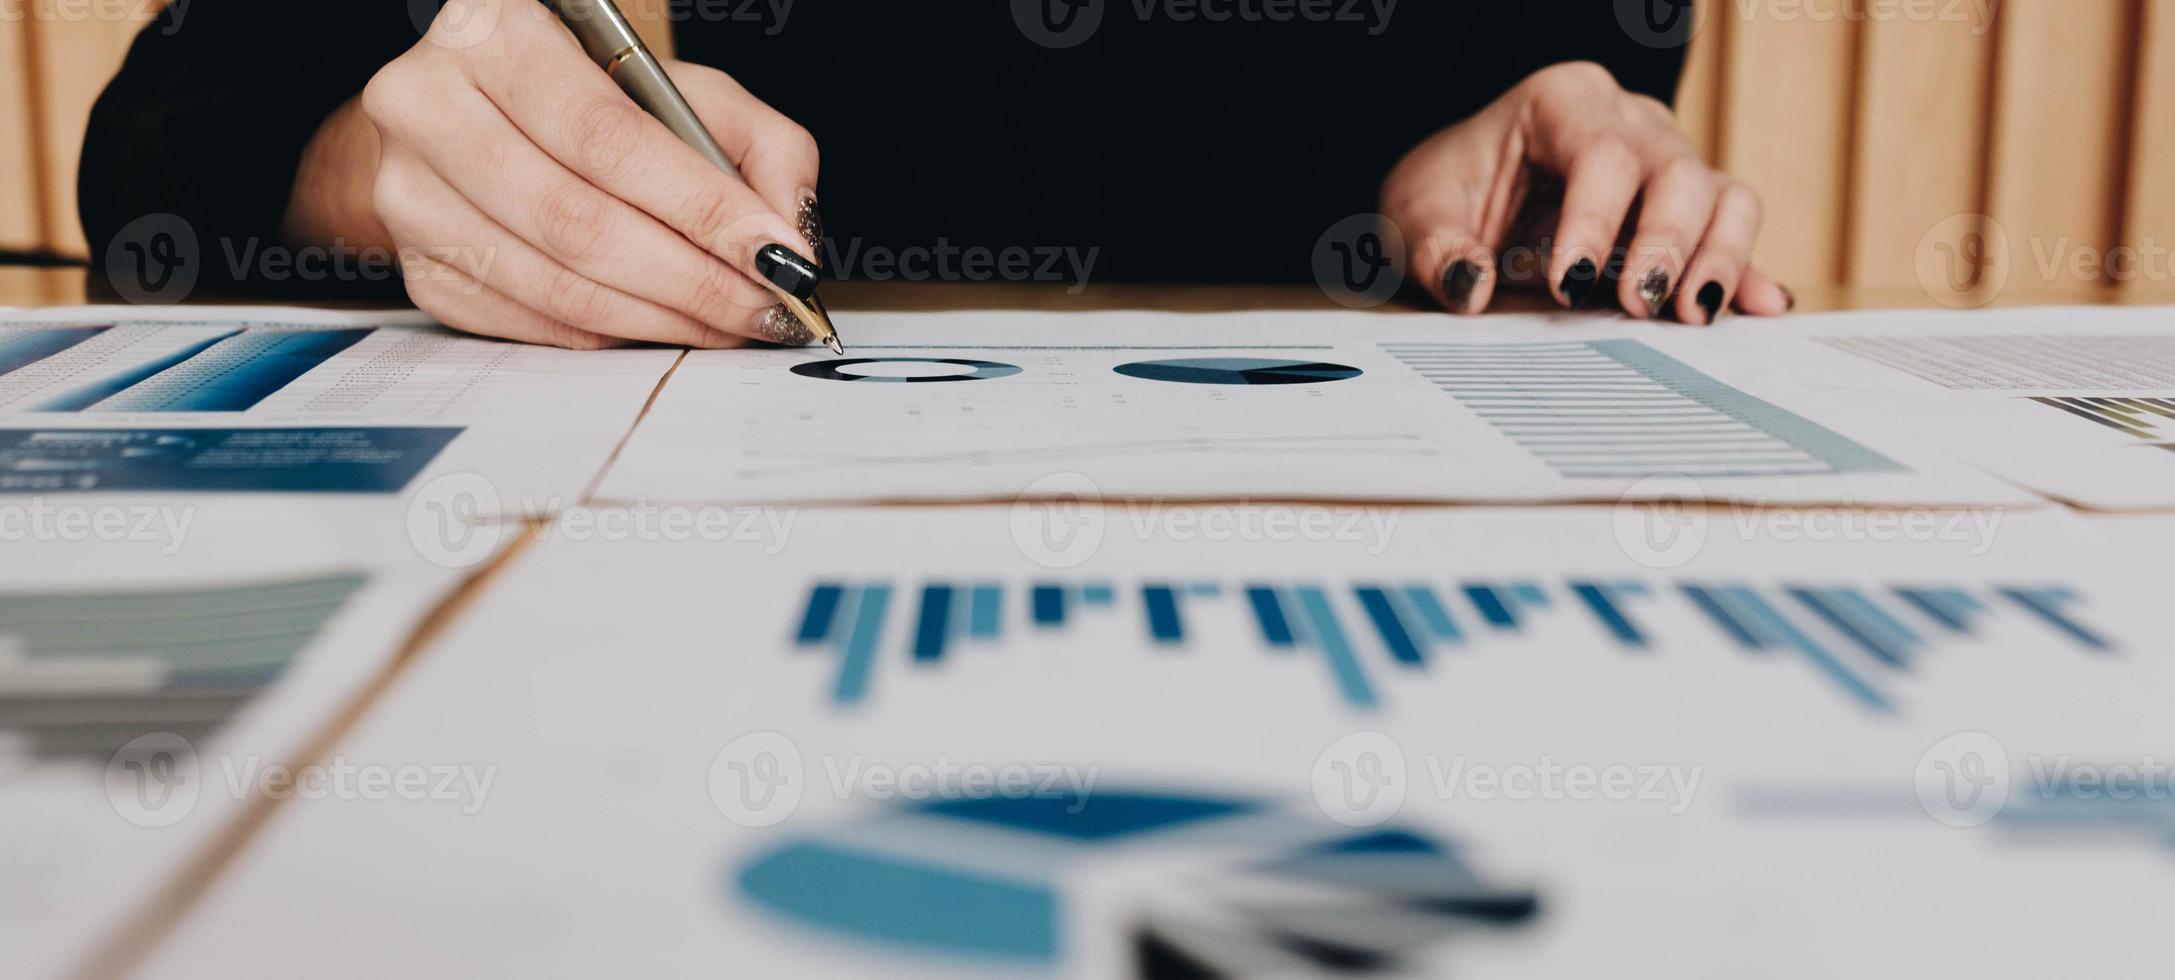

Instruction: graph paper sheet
[0,500,482,980]
[593,311,2035,508]
[138,507,2175,979]
[1695,305,2175,511]
[0,307,676,507]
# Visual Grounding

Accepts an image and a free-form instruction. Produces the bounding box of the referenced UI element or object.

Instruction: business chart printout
[0,307,676,505]
[138,507,2175,979]
[595,311,2037,507]
[0,501,486,980]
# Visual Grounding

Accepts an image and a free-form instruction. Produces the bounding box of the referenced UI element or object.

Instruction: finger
[1395,198,1498,315]
[379,83,788,341]
[460,17,813,276]
[1545,134,1643,310]
[1735,266,1794,316]
[376,162,744,348]
[665,60,822,256]
[1677,181,1764,326]
[1617,156,1717,319]
[400,254,619,351]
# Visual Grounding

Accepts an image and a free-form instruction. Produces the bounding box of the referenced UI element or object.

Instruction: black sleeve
[1497,1,1692,105]
[78,1,426,289]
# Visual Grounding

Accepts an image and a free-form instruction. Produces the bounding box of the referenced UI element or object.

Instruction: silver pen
[546,0,843,353]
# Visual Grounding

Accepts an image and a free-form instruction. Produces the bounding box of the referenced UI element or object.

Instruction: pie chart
[1113,357,1363,386]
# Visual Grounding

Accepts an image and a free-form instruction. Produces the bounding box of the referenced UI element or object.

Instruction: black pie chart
[789,357,1024,383]
[1112,357,1364,386]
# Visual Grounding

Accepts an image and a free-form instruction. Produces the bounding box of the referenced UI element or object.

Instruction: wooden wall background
[4,0,2170,302]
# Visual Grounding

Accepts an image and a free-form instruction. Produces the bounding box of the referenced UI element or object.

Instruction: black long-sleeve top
[80,2,1686,290]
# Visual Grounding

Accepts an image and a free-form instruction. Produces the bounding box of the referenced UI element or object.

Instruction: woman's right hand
[282,0,823,349]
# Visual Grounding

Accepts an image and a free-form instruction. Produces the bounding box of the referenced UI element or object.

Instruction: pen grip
[605,46,742,178]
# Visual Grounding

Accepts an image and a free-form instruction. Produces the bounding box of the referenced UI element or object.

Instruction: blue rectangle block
[796,584,846,645]
[1142,585,1184,645]
[913,586,955,662]
[1246,586,1296,647]
[0,427,461,493]
[1031,585,1065,626]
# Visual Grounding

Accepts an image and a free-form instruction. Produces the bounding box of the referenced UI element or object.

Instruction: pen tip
[826,336,845,355]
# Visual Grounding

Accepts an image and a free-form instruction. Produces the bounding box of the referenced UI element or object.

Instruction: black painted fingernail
[1442,260,1484,314]
[1561,258,1600,310]
[1638,267,1672,318]
[755,243,822,300]
[797,195,825,267]
[1697,281,1726,324]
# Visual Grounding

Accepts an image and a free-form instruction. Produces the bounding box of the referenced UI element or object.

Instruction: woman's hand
[282,0,823,348]
[1382,61,1791,324]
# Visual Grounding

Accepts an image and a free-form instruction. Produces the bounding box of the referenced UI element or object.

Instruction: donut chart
[789,358,1023,383]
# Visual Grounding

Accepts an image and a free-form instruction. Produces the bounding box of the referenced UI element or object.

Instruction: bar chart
[2029,396,2175,440]
[1383,340,1903,478]
[0,324,374,413]
[0,572,368,762]
[791,577,2112,713]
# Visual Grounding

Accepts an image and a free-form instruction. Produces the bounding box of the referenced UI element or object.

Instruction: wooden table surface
[8,261,2163,978]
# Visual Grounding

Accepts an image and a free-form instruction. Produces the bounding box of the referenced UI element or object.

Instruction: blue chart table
[793,578,2112,713]
[1383,340,1902,478]
[0,573,367,761]
[0,325,373,413]
[736,790,1537,973]
[0,427,460,493]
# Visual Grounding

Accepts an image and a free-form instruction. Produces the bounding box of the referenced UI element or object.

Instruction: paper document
[136,506,2175,978]
[594,312,2034,507]
[0,501,482,980]
[1697,306,2175,509]
[0,307,676,508]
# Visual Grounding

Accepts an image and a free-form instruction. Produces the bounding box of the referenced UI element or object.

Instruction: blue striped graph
[0,326,107,376]
[1384,340,1903,478]
[19,327,372,413]
[793,578,2110,712]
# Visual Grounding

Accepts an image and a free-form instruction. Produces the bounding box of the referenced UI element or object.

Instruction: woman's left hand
[1381,61,1793,324]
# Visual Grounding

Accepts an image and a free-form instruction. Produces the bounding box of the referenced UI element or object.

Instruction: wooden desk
[4,262,2156,978]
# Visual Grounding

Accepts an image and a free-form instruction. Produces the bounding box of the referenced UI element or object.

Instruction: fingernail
[1442,260,1484,314]
[1697,281,1726,325]
[797,193,824,268]
[754,304,814,346]
[1561,258,1600,310]
[1637,267,1672,318]
[755,243,822,300]
[1781,284,1797,312]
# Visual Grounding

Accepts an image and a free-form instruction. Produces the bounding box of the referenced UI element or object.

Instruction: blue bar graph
[788,577,2116,713]
[27,327,372,413]
[0,326,107,376]
[33,331,240,411]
